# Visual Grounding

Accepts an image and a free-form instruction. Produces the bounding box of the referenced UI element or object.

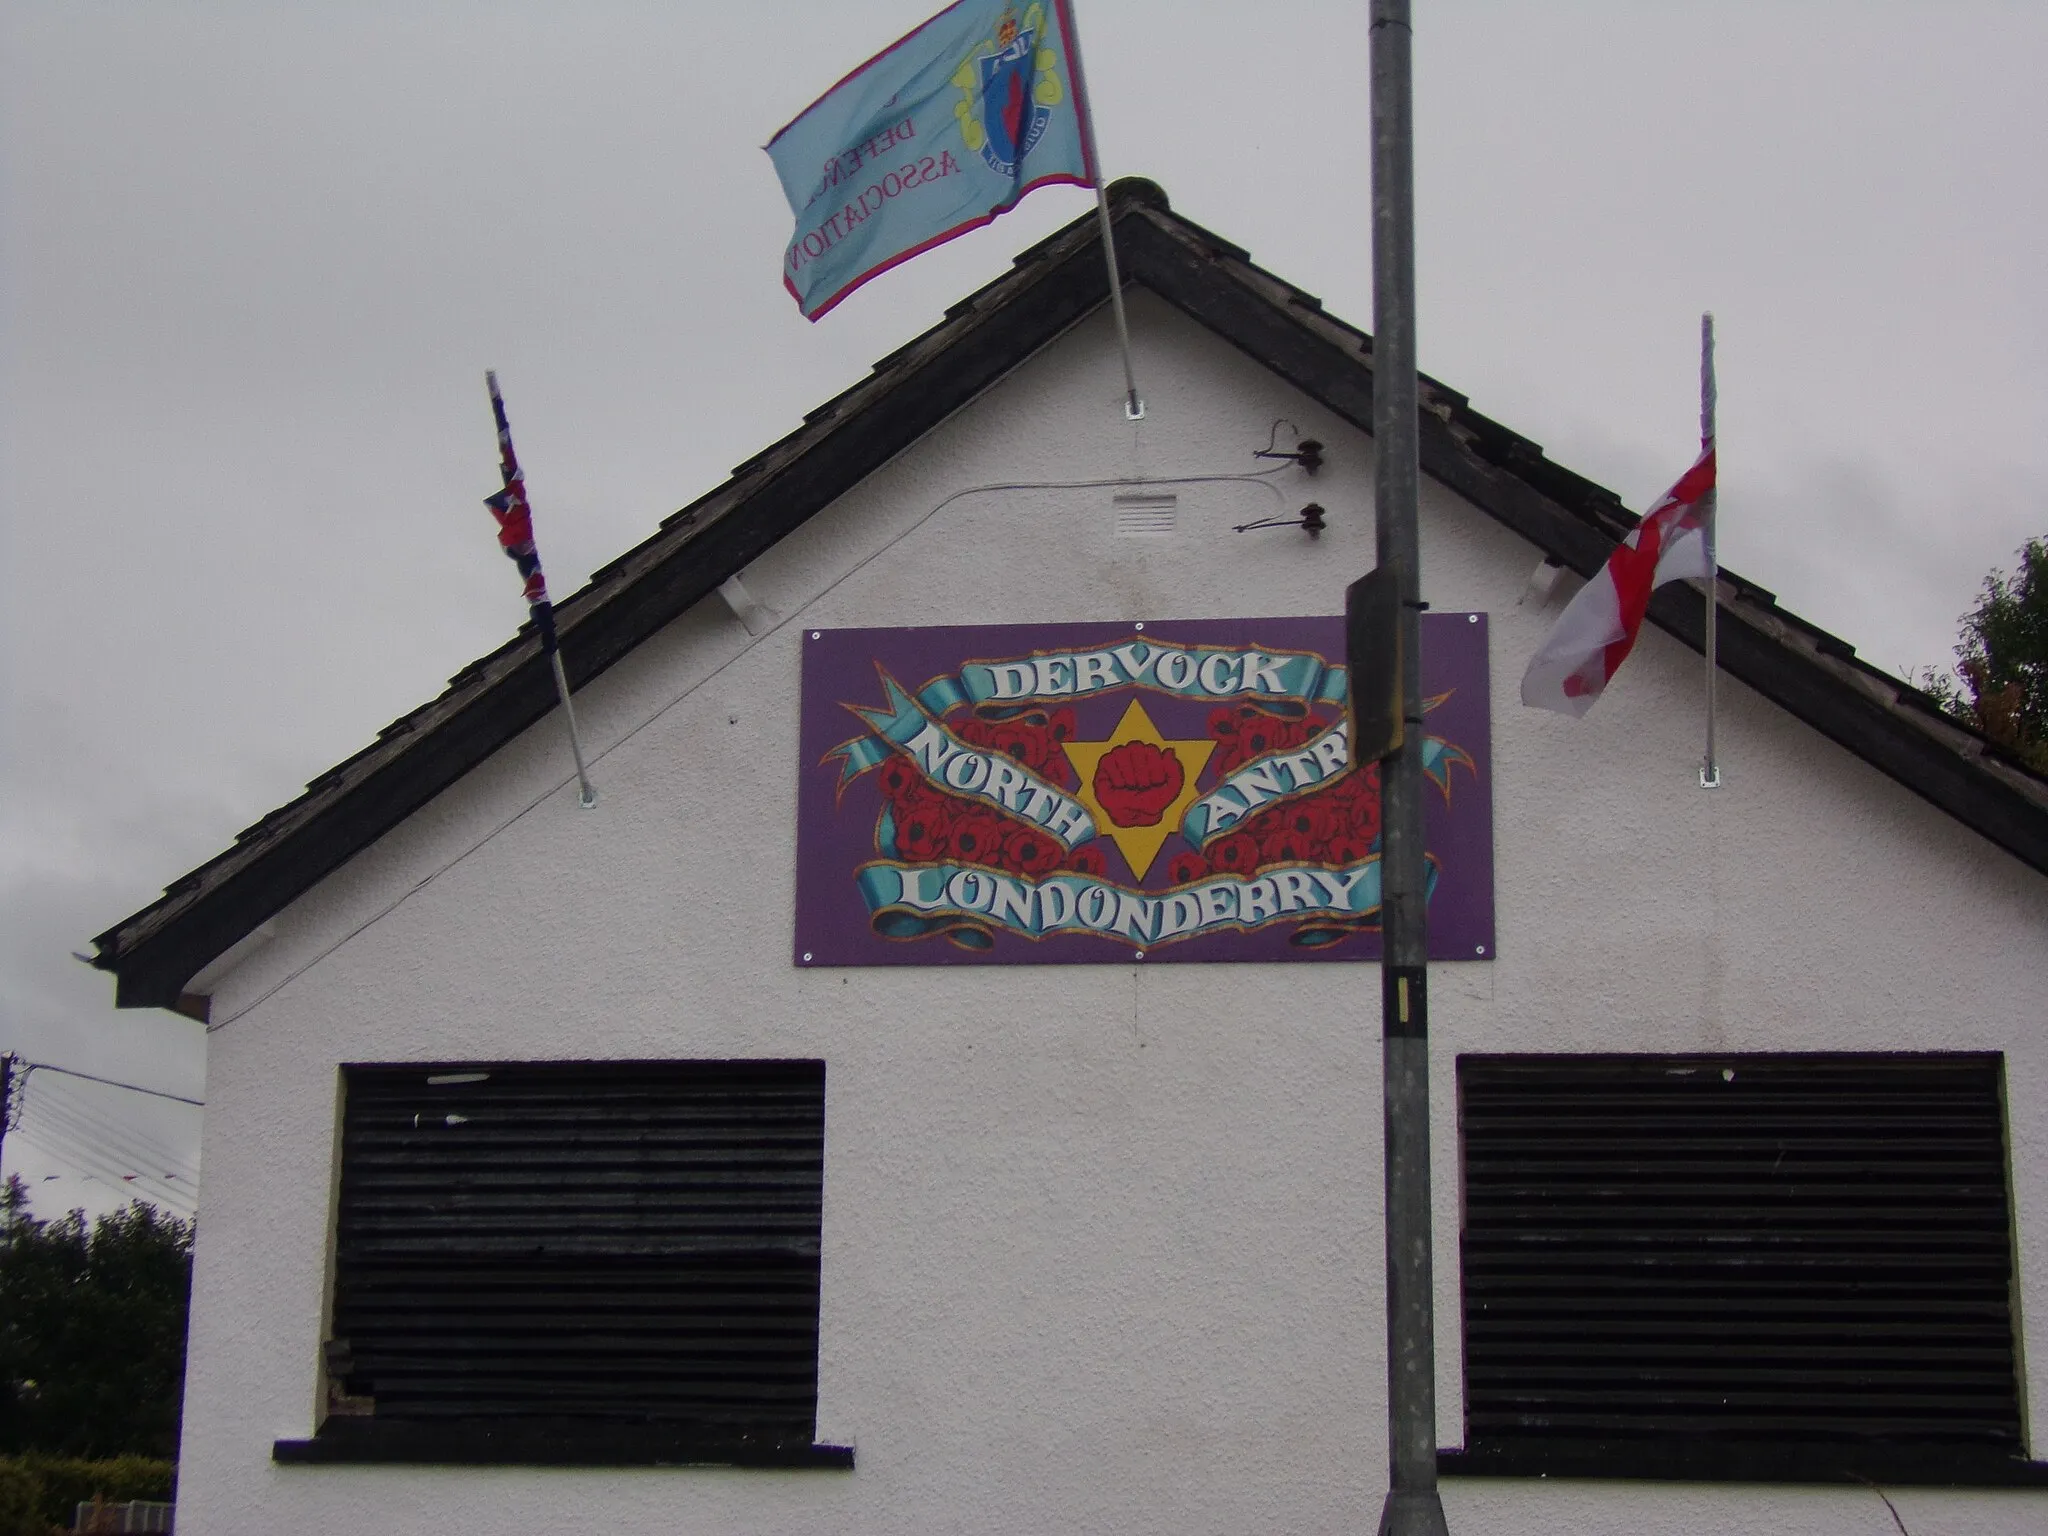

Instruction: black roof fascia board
[1115,202,2048,875]
[93,186,1142,1009]
[93,179,2048,1010]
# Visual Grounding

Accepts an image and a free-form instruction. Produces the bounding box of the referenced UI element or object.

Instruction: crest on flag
[954,6,1063,176]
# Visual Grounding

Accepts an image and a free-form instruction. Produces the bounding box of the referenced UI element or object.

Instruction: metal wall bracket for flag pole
[1061,4,1143,421]
[1093,187,1144,420]
[1699,311,1722,790]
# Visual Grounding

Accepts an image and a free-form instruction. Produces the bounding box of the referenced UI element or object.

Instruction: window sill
[274,1419,853,1469]
[1440,1441,2048,1488]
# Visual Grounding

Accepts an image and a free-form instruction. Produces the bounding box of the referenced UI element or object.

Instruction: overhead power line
[2,1053,200,1214]
[12,1123,195,1217]
[29,1094,195,1179]
[19,1060,204,1107]
[18,1138,191,1216]
[16,1098,194,1197]
[28,1081,201,1188]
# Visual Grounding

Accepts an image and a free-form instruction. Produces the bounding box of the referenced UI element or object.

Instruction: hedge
[0,1456,175,1534]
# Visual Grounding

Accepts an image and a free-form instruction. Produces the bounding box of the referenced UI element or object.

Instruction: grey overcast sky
[3,2,2043,1214]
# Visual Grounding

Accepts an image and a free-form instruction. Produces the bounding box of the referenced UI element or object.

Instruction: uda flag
[766,0,1097,320]
[1520,444,1717,716]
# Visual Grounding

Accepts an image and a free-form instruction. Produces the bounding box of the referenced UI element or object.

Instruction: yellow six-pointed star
[1062,699,1216,880]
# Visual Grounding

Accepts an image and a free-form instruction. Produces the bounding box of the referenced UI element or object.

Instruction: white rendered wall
[175,292,2048,1535]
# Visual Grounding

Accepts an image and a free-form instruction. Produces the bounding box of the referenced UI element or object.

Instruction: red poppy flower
[947,813,1007,866]
[985,721,1041,766]
[894,802,952,861]
[1326,767,1380,813]
[1280,800,1340,848]
[898,778,954,821]
[1001,825,1064,877]
[1062,844,1107,876]
[1332,781,1383,848]
[1258,826,1315,865]
[1045,707,1077,744]
[1165,849,1209,884]
[1208,706,1242,741]
[1324,828,1373,865]
[1216,706,1303,773]
[1208,832,1260,875]
[877,755,921,803]
[1237,716,1281,759]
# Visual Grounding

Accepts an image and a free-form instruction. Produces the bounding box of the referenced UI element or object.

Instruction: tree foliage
[1919,535,2048,773]
[0,1454,175,1536]
[0,1179,193,1459]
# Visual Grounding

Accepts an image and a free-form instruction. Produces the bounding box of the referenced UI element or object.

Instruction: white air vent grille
[1113,492,1177,536]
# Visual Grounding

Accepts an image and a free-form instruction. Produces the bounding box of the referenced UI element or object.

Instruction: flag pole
[550,650,598,810]
[1699,314,1721,789]
[1059,5,1143,420]
[486,371,597,809]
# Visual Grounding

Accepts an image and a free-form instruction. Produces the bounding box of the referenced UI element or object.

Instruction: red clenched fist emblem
[1093,741,1185,827]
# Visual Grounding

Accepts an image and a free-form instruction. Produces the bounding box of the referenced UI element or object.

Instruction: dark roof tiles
[91,178,2048,1010]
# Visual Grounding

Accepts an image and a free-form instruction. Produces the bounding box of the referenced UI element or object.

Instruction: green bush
[0,1455,173,1531]
[0,1461,42,1536]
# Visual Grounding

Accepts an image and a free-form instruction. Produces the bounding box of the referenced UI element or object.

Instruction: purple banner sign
[795,615,1494,966]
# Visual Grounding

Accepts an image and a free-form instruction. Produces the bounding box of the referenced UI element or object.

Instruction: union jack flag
[485,371,558,654]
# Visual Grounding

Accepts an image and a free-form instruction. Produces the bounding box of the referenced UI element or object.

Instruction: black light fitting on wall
[1233,503,1327,538]
[1253,419,1325,474]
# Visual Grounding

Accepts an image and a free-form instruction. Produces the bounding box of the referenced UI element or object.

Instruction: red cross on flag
[1520,444,1717,716]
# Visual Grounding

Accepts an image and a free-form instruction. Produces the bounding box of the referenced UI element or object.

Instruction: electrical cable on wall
[1252,419,1324,473]
[206,455,1319,1035]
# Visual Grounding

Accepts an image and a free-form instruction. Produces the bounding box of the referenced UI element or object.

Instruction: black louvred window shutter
[1457,1053,2023,1481]
[330,1060,824,1444]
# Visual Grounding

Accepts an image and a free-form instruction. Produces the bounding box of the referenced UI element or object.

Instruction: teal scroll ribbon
[854,857,1442,952]
[826,672,1097,850]
[855,858,1388,949]
[949,638,1349,714]
[827,639,1353,784]
[824,673,935,782]
[1182,716,1355,848]
[1288,856,1440,948]
[1181,718,1475,850]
